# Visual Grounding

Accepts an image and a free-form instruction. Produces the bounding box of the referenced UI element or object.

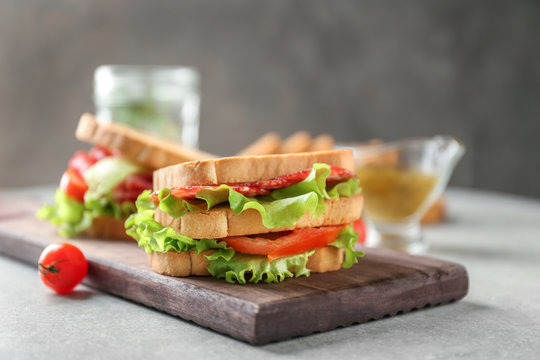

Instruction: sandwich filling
[126,163,364,283]
[38,146,152,237]
[149,163,360,229]
[149,165,354,200]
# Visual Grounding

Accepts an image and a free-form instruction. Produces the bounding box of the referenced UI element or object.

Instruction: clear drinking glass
[94,65,200,148]
[339,136,465,253]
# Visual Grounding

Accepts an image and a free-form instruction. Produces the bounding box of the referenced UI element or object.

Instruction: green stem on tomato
[38,259,67,275]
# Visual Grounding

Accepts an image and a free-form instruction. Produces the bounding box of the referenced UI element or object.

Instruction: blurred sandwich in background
[38,113,216,239]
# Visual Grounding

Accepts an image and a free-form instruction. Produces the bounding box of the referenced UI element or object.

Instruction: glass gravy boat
[341,136,465,253]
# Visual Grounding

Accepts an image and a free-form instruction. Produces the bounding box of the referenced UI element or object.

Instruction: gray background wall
[1,0,539,197]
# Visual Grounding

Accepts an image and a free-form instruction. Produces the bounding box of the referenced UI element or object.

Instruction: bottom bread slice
[84,216,133,241]
[147,246,345,277]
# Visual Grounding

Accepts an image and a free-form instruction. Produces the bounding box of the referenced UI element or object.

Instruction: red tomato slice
[69,151,97,177]
[60,169,88,202]
[221,225,345,261]
[152,166,355,202]
[89,146,114,161]
[353,218,366,244]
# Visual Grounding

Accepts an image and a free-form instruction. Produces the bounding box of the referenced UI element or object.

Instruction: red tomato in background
[353,218,366,244]
[69,151,97,177]
[122,173,153,191]
[112,173,153,203]
[38,242,88,294]
[89,146,114,161]
[60,169,88,202]
[222,225,345,261]
[61,146,143,204]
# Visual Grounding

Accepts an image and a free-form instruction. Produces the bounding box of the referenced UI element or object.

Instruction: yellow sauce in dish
[356,166,438,221]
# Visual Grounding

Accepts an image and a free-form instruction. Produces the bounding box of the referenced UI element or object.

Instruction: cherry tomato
[38,242,88,294]
[69,151,97,177]
[353,218,366,244]
[60,169,88,202]
[222,225,345,261]
[89,146,114,161]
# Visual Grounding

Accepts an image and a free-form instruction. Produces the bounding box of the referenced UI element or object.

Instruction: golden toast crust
[75,113,216,169]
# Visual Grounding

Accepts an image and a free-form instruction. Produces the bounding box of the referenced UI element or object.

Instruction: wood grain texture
[0,201,468,345]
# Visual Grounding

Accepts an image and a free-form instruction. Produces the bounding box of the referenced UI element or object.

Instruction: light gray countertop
[1,187,539,359]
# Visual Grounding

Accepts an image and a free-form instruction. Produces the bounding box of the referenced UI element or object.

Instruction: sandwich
[125,149,364,283]
[38,113,215,239]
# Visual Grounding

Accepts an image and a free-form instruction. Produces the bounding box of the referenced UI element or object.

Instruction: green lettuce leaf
[157,188,210,218]
[38,189,136,237]
[84,192,136,219]
[37,189,92,237]
[84,157,143,197]
[158,163,361,230]
[330,224,364,268]
[206,251,315,284]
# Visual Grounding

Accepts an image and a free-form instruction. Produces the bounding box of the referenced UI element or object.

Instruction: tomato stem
[38,259,67,275]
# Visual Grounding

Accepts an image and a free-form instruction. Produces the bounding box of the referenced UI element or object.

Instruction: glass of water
[94,65,200,148]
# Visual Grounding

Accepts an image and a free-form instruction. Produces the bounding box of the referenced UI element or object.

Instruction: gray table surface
[1,187,539,360]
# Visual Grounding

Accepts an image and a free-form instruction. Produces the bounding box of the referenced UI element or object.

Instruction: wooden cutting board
[0,201,468,345]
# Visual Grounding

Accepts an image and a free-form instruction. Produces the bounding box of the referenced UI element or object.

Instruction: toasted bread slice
[147,246,344,277]
[277,131,312,154]
[147,249,215,276]
[309,134,335,152]
[153,149,354,188]
[236,132,282,156]
[84,216,132,241]
[76,113,217,169]
[306,246,344,272]
[154,195,363,239]
[238,132,335,156]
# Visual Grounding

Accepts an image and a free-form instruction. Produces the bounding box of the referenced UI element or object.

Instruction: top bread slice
[154,149,355,189]
[76,113,217,169]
